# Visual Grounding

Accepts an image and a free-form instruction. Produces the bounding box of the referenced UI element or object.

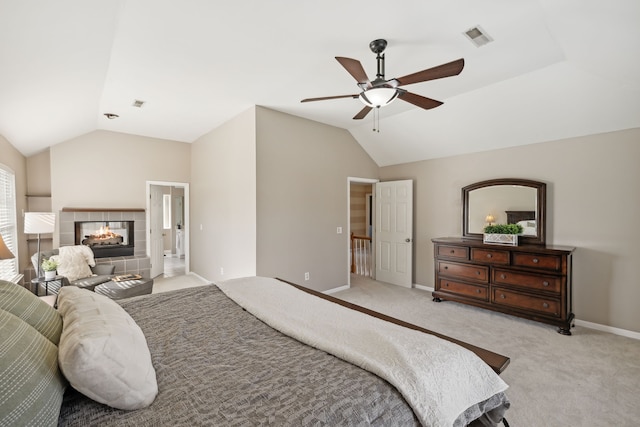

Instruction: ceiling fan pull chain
[372,107,376,131]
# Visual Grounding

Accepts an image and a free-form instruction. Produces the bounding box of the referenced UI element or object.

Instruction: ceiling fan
[301,39,464,120]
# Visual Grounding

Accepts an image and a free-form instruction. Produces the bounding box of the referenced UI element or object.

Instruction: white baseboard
[324,284,350,294]
[412,284,639,340]
[187,272,210,283]
[574,319,640,340]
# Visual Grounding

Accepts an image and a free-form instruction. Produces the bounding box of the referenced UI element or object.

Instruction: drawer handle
[445,282,449,287]
[501,274,506,279]
[476,289,481,294]
[450,250,455,254]
[542,303,549,308]
[444,266,448,270]
[500,294,506,299]
[476,271,481,275]
[542,281,549,287]
[533,258,539,264]
[486,253,492,258]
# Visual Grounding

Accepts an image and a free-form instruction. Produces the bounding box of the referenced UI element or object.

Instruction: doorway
[347,177,378,286]
[147,181,190,279]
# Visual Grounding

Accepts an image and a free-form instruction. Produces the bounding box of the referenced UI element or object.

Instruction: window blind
[0,163,18,281]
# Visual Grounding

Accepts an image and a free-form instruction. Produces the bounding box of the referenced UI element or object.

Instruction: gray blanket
[58,285,419,425]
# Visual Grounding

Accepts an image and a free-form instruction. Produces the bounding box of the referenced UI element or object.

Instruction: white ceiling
[1,0,639,166]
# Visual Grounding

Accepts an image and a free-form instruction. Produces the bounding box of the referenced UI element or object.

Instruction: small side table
[31,276,65,296]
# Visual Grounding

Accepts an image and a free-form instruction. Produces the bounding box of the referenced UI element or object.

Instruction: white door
[375,180,413,287]
[150,185,165,278]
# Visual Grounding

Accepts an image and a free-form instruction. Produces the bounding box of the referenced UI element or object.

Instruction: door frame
[146,180,190,276]
[347,177,379,286]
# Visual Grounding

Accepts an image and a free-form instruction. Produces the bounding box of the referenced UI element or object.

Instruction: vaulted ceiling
[1,0,639,166]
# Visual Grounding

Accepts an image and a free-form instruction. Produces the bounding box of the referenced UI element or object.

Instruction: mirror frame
[462,178,547,245]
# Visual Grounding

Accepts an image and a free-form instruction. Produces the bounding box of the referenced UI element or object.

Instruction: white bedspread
[217,277,508,427]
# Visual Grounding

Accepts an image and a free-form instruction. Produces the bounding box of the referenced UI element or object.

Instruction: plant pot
[483,233,518,246]
[44,270,56,280]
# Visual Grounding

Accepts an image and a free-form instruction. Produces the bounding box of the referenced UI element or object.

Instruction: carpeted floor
[152,273,211,293]
[334,275,640,427]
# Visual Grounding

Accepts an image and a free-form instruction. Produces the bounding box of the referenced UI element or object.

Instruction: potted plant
[41,258,59,280]
[483,223,523,246]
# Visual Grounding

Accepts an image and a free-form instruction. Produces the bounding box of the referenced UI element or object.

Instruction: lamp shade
[0,234,14,260]
[485,214,495,224]
[359,87,399,108]
[24,212,56,234]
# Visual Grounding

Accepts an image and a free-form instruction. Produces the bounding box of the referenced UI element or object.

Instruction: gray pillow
[0,279,62,345]
[0,309,67,426]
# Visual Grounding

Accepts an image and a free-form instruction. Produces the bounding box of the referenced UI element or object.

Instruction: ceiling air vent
[464,26,493,47]
[132,99,146,108]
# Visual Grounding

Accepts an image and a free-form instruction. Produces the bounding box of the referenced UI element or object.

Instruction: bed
[506,210,536,236]
[0,277,510,426]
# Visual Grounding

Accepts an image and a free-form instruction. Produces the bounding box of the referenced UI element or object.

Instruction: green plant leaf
[483,223,523,234]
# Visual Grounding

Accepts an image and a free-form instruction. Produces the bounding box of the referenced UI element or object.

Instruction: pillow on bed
[56,286,158,410]
[0,279,62,345]
[0,309,67,426]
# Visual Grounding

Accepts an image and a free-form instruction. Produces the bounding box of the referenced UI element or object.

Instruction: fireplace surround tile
[58,209,150,277]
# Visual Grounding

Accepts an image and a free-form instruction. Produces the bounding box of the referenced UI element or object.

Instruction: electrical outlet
[220,267,224,275]
[304,272,310,281]
[337,227,342,234]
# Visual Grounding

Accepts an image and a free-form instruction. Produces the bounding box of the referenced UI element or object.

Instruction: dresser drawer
[437,245,469,260]
[438,261,489,283]
[437,278,488,301]
[471,248,510,265]
[513,252,562,271]
[492,269,562,294]
[492,288,561,317]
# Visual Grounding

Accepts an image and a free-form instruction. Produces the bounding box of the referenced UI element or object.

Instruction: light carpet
[334,275,640,427]
[152,273,211,294]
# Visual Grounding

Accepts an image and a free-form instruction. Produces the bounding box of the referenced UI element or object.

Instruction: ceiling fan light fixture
[359,87,399,108]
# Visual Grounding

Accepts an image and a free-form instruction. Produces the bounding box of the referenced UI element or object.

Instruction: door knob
[405,238,411,242]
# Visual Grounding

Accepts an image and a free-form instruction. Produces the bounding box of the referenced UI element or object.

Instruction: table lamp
[0,233,15,260]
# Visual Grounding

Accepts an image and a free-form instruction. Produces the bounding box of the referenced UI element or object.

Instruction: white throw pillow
[57,286,158,410]
[51,251,93,282]
[59,245,96,267]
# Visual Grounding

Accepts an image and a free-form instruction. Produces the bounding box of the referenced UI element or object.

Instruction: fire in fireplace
[75,221,134,258]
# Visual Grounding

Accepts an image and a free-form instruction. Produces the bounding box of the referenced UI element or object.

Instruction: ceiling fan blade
[335,57,371,86]
[353,106,373,120]
[395,58,465,86]
[398,91,443,110]
[301,94,359,103]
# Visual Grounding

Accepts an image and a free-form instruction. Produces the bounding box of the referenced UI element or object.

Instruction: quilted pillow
[0,279,62,345]
[51,251,93,282]
[57,286,158,410]
[0,309,67,426]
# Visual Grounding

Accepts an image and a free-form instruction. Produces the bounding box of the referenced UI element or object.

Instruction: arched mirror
[462,178,546,245]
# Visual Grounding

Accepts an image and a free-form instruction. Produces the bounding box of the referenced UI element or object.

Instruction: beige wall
[190,107,257,282]
[255,107,379,291]
[0,135,28,274]
[50,130,191,215]
[380,128,640,332]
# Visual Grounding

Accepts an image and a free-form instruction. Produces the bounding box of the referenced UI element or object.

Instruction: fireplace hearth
[75,221,134,258]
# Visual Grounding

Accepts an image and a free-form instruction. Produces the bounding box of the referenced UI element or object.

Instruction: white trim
[186,271,209,283]
[413,283,639,340]
[146,180,190,275]
[574,319,640,340]
[347,177,379,287]
[323,284,350,294]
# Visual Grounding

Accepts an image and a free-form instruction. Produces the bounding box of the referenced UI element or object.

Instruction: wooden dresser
[432,237,575,335]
